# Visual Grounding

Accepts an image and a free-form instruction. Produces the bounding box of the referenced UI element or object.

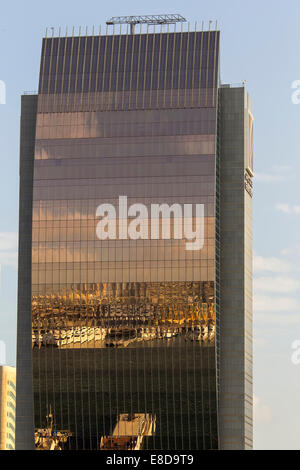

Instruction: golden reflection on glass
[32,281,215,350]
[32,29,220,450]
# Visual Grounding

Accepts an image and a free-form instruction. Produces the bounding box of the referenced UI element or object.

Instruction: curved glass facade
[32,28,220,450]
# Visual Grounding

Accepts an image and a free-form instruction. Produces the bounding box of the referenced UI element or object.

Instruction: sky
[0,0,300,450]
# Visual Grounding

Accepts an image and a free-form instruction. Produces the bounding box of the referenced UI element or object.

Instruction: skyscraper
[16,15,253,450]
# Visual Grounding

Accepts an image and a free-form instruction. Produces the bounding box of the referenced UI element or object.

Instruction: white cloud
[254,276,300,294]
[254,252,300,325]
[254,254,291,274]
[255,173,285,183]
[0,232,18,269]
[0,232,17,251]
[254,396,273,423]
[272,165,292,173]
[276,203,300,214]
[0,251,17,268]
[281,244,300,256]
[254,294,300,312]
[255,313,300,325]
[255,165,292,183]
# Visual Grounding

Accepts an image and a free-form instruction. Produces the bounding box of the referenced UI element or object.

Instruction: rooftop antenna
[106,14,187,35]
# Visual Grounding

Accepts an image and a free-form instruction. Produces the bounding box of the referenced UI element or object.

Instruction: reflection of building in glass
[16,18,253,450]
[0,366,16,450]
[35,406,72,450]
[100,413,156,450]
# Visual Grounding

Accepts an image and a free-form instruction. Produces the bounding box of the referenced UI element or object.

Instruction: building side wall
[244,92,253,449]
[16,95,37,450]
[218,86,253,450]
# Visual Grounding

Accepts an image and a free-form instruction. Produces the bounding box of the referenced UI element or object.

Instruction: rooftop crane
[106,14,187,34]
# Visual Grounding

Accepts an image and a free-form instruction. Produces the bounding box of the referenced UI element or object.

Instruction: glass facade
[32,28,220,450]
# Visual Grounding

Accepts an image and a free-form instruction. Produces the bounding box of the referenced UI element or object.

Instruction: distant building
[0,366,16,450]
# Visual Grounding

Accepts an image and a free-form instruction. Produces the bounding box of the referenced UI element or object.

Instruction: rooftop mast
[106,14,187,34]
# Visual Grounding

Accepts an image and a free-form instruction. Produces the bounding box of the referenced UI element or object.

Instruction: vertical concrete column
[218,86,253,450]
[16,95,37,450]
